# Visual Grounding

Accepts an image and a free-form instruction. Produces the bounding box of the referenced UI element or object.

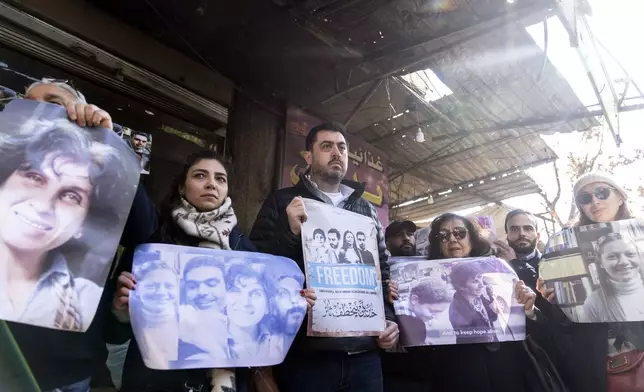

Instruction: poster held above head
[129,244,306,370]
[0,99,141,332]
[540,218,644,323]
[390,256,525,347]
[301,198,386,337]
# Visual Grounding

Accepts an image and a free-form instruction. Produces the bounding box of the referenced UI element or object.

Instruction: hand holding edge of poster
[300,198,386,337]
[389,255,526,347]
[129,244,306,370]
[0,99,141,332]
[539,218,644,324]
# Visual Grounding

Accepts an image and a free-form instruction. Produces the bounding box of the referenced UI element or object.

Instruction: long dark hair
[427,213,492,260]
[158,150,231,244]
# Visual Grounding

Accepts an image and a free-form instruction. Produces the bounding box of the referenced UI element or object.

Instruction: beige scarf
[172,197,237,250]
[172,197,238,391]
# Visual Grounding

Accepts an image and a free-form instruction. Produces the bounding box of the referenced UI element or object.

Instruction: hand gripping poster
[0,99,140,332]
[129,244,307,370]
[540,219,644,323]
[389,256,526,346]
[301,199,386,337]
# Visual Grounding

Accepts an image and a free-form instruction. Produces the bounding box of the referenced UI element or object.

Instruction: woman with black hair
[339,230,363,264]
[385,213,545,392]
[112,150,314,392]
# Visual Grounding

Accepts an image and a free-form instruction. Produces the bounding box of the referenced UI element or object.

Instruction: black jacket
[249,174,395,353]
[6,183,157,390]
[117,226,256,392]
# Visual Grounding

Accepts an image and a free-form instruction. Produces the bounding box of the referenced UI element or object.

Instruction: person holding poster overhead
[537,172,643,392]
[1,81,157,392]
[251,122,397,392]
[386,213,556,392]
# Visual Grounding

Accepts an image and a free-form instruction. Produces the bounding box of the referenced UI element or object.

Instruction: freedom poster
[0,99,140,332]
[390,256,525,346]
[129,244,307,370]
[301,199,386,337]
[540,219,644,323]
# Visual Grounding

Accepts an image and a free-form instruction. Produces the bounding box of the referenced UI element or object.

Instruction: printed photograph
[0,99,140,332]
[540,219,644,323]
[129,244,307,370]
[390,256,526,346]
[301,198,386,337]
[121,127,152,174]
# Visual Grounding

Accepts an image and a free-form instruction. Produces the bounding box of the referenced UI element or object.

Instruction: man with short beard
[494,209,541,290]
[385,220,417,257]
[273,274,307,356]
[251,122,398,392]
[356,231,375,265]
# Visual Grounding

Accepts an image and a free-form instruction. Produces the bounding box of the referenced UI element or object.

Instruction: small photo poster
[121,127,152,174]
[301,198,386,337]
[0,99,140,332]
[390,256,525,346]
[540,219,644,323]
[129,244,306,370]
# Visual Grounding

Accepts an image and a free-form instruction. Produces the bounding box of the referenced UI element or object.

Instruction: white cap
[573,172,628,205]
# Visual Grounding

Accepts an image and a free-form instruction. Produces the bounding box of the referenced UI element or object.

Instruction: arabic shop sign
[280,106,389,226]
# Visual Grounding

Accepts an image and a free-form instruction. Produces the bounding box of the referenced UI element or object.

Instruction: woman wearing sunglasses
[538,172,642,392]
[386,213,542,392]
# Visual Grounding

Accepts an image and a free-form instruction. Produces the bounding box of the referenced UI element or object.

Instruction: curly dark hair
[427,213,492,259]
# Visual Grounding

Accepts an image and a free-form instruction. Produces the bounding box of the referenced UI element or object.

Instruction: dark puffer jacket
[250,174,395,353]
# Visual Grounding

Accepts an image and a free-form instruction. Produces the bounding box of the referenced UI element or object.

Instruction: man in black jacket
[494,209,542,290]
[250,122,398,392]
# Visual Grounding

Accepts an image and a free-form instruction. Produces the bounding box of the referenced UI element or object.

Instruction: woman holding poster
[0,114,131,331]
[112,150,315,392]
[388,213,544,392]
[538,172,643,392]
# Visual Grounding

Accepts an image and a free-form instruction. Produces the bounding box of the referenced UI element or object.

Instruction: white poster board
[301,199,385,337]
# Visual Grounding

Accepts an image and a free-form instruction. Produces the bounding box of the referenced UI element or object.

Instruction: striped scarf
[172,197,237,250]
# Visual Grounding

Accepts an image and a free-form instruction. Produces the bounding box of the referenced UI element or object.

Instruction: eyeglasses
[576,186,614,205]
[438,227,468,243]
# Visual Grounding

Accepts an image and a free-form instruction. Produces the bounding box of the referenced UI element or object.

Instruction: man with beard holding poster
[385,220,417,257]
[494,210,542,290]
[250,122,398,392]
[3,79,157,392]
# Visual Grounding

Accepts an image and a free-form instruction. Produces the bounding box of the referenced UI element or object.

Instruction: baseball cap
[385,220,417,240]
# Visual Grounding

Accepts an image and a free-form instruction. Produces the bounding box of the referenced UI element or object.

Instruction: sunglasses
[438,227,468,243]
[576,186,614,205]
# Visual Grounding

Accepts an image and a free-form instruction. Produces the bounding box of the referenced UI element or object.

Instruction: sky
[419,0,644,237]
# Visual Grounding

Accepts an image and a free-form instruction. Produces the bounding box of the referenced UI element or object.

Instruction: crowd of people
[2,79,642,392]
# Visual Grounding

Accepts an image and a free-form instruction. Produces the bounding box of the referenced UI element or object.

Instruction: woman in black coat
[387,213,548,392]
[110,150,262,392]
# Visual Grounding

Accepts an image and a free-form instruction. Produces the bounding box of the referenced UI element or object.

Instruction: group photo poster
[390,256,526,346]
[540,219,644,323]
[0,99,141,332]
[129,244,307,370]
[302,199,385,337]
[301,198,386,337]
[119,126,152,175]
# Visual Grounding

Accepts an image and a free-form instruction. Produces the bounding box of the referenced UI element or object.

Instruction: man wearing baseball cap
[385,220,417,257]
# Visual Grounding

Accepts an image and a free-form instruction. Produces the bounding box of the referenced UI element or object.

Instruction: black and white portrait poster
[390,256,525,346]
[301,199,385,337]
[0,99,141,332]
[540,219,644,323]
[129,244,307,370]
